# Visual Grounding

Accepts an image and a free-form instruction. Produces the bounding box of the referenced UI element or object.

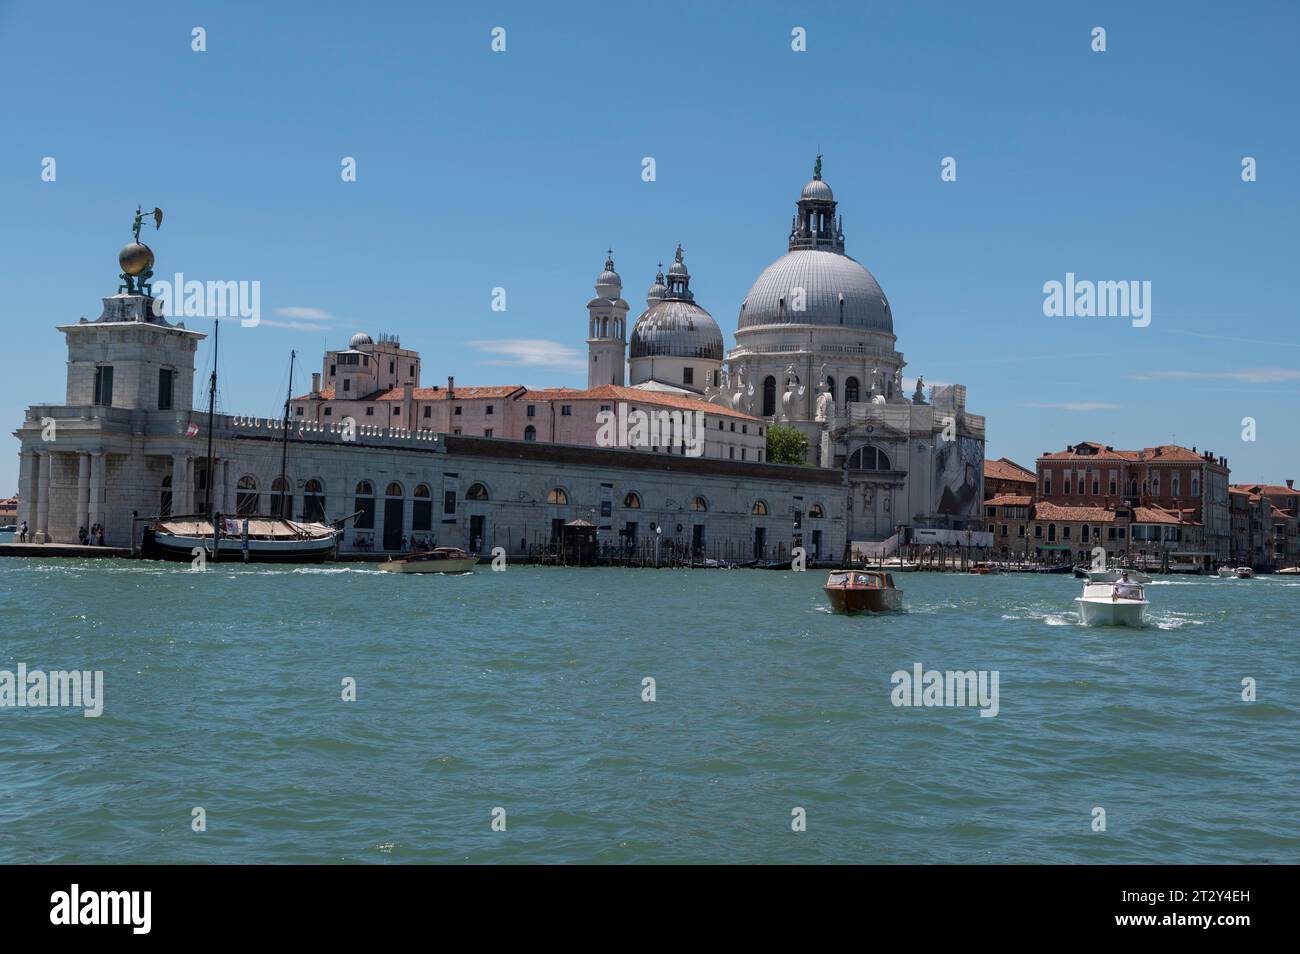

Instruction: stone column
[16,450,35,531]
[88,453,105,532]
[172,454,187,515]
[75,452,90,538]
[34,453,50,543]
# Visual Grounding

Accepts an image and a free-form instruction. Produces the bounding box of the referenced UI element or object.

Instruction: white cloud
[468,338,586,372]
[1025,402,1122,412]
[274,306,334,321]
[1127,368,1300,384]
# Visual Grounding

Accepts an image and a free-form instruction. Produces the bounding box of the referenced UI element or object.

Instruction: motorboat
[1235,566,1255,579]
[969,562,1000,575]
[1075,581,1148,627]
[379,547,477,574]
[1216,566,1236,578]
[823,570,903,613]
[1086,567,1153,584]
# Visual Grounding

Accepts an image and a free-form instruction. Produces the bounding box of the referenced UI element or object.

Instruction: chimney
[311,372,320,394]
[447,375,455,399]
[1289,479,1295,490]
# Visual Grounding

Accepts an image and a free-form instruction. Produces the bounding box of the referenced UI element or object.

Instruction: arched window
[847,445,892,471]
[1191,476,1200,497]
[524,425,537,441]
[1081,524,1090,542]
[547,488,568,505]
[762,376,777,417]
[412,483,432,531]
[466,482,490,501]
[353,479,376,530]
[1130,479,1139,497]
[1172,474,1180,497]
[808,503,825,518]
[159,474,173,517]
[623,492,641,509]
[691,496,708,512]
[845,377,860,404]
[1047,523,1057,542]
[303,478,326,522]
[385,482,403,498]
[269,475,292,519]
[752,500,768,516]
[236,475,259,516]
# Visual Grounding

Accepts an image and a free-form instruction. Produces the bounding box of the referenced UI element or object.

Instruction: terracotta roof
[1039,441,1220,465]
[294,382,761,421]
[984,494,1033,507]
[984,457,1036,483]
[1032,502,1116,522]
[1232,483,1300,498]
[1133,505,1198,525]
[580,384,761,421]
[1039,441,1138,463]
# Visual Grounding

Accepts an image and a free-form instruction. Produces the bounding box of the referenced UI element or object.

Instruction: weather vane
[119,205,164,295]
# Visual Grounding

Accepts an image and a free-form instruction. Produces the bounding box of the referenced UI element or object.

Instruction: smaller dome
[800,178,834,202]
[349,332,373,349]
[666,242,689,278]
[646,265,667,307]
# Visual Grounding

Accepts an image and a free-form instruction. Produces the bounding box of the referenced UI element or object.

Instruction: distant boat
[379,547,477,574]
[969,562,1000,575]
[1076,581,1148,627]
[760,559,794,571]
[823,569,903,614]
[1216,566,1237,578]
[1235,566,1256,579]
[1276,566,1300,576]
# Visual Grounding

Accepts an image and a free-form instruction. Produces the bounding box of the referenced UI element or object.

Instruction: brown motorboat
[823,569,903,613]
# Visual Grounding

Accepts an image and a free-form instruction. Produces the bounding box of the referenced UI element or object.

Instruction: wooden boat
[969,562,1000,575]
[143,515,340,563]
[379,547,477,573]
[823,570,903,613]
[1075,581,1148,626]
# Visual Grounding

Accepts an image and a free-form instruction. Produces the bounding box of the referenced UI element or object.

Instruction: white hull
[149,531,338,562]
[1076,597,1147,626]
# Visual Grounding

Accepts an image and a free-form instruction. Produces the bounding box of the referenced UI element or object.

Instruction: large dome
[629,299,724,360]
[738,249,892,333]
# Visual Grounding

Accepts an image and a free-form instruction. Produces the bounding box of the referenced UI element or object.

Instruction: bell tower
[587,250,628,388]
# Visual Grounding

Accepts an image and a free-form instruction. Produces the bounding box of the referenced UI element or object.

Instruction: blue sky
[2,0,1297,493]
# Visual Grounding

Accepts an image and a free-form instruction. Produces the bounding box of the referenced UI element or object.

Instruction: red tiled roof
[1232,483,1300,498]
[292,382,761,421]
[1133,505,1198,525]
[1032,502,1117,522]
[985,494,1033,507]
[580,384,761,421]
[984,457,1035,483]
[1039,441,1138,463]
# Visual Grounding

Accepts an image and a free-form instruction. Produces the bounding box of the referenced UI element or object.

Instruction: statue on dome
[912,376,927,405]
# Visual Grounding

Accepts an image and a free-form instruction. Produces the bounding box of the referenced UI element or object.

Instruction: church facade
[11,160,982,556]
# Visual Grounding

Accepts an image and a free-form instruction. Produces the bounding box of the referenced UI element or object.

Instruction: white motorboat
[1076,581,1148,626]
[1086,567,1152,584]
[1216,566,1236,578]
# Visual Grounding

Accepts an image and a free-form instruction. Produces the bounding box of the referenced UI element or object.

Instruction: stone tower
[587,251,628,388]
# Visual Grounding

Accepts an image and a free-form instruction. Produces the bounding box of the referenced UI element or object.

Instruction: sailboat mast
[203,320,219,517]
[279,350,295,515]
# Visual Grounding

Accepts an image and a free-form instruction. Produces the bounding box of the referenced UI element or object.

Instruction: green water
[0,558,1296,863]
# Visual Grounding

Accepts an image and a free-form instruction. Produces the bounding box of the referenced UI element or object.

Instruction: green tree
[766,424,809,465]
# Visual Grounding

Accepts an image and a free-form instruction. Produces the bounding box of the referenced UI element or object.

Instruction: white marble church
[590,158,986,543]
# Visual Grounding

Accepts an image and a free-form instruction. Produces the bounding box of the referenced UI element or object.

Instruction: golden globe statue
[118,241,155,277]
